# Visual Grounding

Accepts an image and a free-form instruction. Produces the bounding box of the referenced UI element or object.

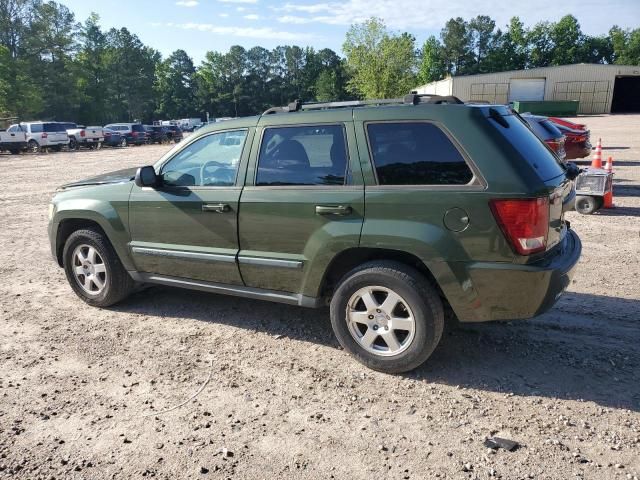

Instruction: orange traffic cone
[603,156,614,208]
[591,138,602,169]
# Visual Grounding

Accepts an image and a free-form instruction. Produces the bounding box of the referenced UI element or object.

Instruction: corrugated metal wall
[415,65,640,113]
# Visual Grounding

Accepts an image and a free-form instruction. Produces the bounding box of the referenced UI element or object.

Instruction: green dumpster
[512,100,579,116]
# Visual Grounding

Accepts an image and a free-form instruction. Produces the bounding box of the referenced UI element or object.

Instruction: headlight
[48,203,55,221]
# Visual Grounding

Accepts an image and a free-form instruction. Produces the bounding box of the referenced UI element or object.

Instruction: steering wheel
[200,160,226,185]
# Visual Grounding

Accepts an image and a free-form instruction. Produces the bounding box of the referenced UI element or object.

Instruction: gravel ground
[1,116,639,480]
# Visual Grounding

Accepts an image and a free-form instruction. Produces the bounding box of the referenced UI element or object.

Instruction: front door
[128,129,252,285]
[238,120,364,295]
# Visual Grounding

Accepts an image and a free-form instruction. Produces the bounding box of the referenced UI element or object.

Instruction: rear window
[492,114,565,180]
[366,122,473,186]
[131,124,145,132]
[43,123,65,133]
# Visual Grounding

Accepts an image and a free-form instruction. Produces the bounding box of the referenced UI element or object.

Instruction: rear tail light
[41,133,48,139]
[80,130,85,137]
[490,198,549,255]
[131,131,137,137]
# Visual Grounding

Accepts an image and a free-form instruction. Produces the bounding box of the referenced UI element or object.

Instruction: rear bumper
[448,229,582,322]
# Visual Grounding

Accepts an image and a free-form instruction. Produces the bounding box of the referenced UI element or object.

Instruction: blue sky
[61,0,640,64]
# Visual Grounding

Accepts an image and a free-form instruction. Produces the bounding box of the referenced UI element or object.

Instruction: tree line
[1,0,639,125]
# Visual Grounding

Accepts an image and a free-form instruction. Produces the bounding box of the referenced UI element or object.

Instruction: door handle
[315,205,352,216]
[202,203,230,213]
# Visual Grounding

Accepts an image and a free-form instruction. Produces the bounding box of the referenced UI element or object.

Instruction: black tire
[68,138,78,151]
[62,228,134,307]
[28,139,40,153]
[120,138,127,147]
[575,195,599,215]
[330,261,444,374]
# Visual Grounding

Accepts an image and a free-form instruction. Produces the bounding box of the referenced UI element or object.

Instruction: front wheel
[330,261,444,374]
[62,228,134,307]
[27,139,40,153]
[575,195,601,215]
[120,137,127,147]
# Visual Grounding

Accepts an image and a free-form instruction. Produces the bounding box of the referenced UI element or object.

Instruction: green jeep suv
[48,95,581,373]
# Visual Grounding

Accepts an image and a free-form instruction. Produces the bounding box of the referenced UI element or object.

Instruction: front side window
[160,130,247,187]
[367,122,473,186]
[256,125,348,186]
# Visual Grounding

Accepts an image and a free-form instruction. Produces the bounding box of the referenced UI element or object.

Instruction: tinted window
[59,123,77,130]
[161,130,247,187]
[367,123,473,186]
[256,125,347,186]
[492,114,565,181]
[131,124,145,132]
[44,123,64,133]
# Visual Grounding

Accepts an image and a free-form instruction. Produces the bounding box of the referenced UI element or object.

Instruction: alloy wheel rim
[72,244,107,295]
[346,286,416,357]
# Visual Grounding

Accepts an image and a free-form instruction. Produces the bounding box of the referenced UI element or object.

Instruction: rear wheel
[27,139,40,153]
[63,228,134,307]
[120,137,127,147]
[575,195,601,215]
[330,261,444,373]
[68,138,78,151]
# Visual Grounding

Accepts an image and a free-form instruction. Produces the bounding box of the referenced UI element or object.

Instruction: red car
[548,118,591,160]
[520,114,567,163]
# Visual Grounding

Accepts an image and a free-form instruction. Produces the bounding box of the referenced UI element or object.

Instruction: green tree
[155,49,196,119]
[468,15,496,73]
[550,15,583,65]
[343,17,417,99]
[440,17,473,74]
[417,36,446,84]
[26,1,80,120]
[610,26,640,64]
[528,21,554,67]
[76,13,108,124]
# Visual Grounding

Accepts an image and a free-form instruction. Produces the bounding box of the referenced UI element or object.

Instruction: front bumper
[450,229,582,322]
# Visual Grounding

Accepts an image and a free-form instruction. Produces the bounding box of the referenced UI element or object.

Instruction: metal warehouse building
[414,64,640,114]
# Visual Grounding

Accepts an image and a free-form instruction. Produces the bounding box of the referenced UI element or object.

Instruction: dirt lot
[1,116,639,480]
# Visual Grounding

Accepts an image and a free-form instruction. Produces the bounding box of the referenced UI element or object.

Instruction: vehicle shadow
[595,206,640,216]
[612,184,640,197]
[114,288,640,411]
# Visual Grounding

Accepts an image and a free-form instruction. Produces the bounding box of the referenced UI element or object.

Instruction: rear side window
[44,123,63,133]
[256,125,348,186]
[30,124,42,133]
[492,115,565,181]
[367,122,473,186]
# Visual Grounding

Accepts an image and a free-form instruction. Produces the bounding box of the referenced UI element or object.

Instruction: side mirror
[135,166,159,188]
[564,162,581,181]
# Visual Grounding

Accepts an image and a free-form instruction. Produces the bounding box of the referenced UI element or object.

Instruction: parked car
[10,121,69,152]
[0,125,28,154]
[145,125,171,144]
[547,117,587,131]
[548,118,591,160]
[102,128,125,147]
[520,114,567,163]
[48,94,581,373]
[179,118,203,132]
[60,123,104,151]
[103,123,146,146]
[165,125,183,143]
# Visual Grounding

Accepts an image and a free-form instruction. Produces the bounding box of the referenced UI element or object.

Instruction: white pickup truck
[60,122,104,150]
[0,126,28,154]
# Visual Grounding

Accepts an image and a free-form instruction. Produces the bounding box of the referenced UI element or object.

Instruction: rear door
[238,113,364,294]
[128,128,253,284]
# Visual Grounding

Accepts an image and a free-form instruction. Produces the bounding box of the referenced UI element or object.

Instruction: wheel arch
[318,247,447,306]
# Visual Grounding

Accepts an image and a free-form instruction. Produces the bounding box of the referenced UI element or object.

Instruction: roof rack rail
[262,93,464,115]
